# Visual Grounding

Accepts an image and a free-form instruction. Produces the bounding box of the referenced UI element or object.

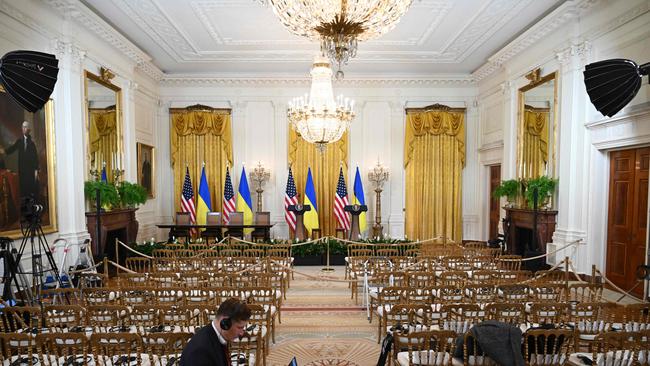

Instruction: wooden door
[606,148,649,298]
[489,165,501,240]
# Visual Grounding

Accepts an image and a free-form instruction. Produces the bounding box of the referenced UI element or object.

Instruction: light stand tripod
[3,198,64,308]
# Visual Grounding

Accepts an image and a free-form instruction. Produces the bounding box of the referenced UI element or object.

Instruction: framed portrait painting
[137,142,155,198]
[0,86,57,238]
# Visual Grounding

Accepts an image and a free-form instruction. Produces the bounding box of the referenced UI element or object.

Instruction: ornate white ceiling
[78,0,564,78]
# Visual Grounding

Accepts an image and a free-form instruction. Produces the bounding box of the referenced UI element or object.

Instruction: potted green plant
[493,179,520,207]
[524,176,558,209]
[84,180,120,211]
[291,240,324,265]
[117,181,148,208]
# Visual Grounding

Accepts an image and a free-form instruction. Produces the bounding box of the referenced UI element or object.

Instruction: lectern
[345,204,368,240]
[288,204,311,241]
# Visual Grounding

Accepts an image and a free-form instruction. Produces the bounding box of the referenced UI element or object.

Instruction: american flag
[180,167,196,228]
[334,166,351,231]
[284,167,299,231]
[222,167,236,224]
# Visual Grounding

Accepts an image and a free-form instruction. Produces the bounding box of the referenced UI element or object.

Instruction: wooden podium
[288,204,311,241]
[345,204,367,240]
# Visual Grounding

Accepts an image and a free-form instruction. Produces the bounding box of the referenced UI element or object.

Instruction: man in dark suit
[181,298,252,366]
[0,121,39,200]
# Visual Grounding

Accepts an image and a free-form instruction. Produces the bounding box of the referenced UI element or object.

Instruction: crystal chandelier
[288,56,355,151]
[266,0,413,79]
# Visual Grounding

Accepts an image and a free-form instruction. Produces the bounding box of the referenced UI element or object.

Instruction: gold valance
[170,109,233,215]
[404,109,465,169]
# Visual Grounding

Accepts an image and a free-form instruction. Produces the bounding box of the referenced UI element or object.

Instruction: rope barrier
[269,259,356,283]
[496,239,582,262]
[595,269,646,304]
[117,240,154,259]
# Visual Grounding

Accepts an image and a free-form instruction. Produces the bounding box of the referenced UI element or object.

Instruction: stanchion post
[103,257,108,277]
[115,238,119,276]
[564,256,569,287]
[321,238,334,272]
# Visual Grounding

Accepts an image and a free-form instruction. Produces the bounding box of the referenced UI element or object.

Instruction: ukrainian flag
[196,165,211,226]
[237,166,254,233]
[353,167,367,235]
[303,167,319,235]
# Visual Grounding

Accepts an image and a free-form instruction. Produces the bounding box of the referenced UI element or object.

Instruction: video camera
[20,195,44,225]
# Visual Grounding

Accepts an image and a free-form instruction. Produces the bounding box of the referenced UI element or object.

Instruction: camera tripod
[1,216,64,306]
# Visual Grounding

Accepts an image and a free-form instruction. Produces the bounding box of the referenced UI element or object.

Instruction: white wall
[475,0,650,279]
[0,0,161,275]
[158,80,480,240]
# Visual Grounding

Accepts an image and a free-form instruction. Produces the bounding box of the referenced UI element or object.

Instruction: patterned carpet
[266,266,381,366]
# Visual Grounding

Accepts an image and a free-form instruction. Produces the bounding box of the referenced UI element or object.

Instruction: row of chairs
[0,332,194,366]
[391,328,650,366]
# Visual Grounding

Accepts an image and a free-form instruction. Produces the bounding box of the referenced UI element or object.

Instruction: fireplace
[86,208,139,265]
[504,207,557,257]
[514,227,533,256]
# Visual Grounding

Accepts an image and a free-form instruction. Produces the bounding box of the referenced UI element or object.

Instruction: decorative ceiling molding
[92,0,533,64]
[159,75,476,88]
[0,0,52,39]
[472,0,599,81]
[43,0,164,81]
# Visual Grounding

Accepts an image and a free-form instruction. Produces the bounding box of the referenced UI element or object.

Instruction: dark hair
[217,298,251,323]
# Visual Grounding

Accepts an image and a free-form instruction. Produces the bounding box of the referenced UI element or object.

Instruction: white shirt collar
[211,320,227,346]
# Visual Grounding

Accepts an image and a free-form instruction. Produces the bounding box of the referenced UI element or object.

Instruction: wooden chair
[498,284,530,302]
[464,285,498,304]
[143,332,192,366]
[126,304,161,330]
[171,212,192,242]
[125,257,151,273]
[90,333,145,366]
[393,330,456,366]
[44,305,85,331]
[529,303,568,326]
[485,303,526,325]
[35,332,90,366]
[496,255,522,271]
[567,283,603,303]
[118,272,149,288]
[523,329,574,366]
[462,332,498,365]
[121,287,156,306]
[86,305,129,332]
[224,212,244,238]
[251,212,270,242]
[40,287,82,305]
[0,333,36,366]
[568,331,641,366]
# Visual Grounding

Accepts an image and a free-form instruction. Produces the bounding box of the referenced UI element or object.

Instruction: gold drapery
[170,109,233,216]
[521,106,549,179]
[89,109,118,181]
[404,109,465,241]
[288,129,348,236]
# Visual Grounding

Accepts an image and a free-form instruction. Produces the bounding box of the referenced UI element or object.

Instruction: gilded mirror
[84,68,122,182]
[517,69,558,179]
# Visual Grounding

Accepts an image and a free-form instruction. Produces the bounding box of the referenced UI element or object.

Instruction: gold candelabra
[368,159,389,239]
[249,161,271,212]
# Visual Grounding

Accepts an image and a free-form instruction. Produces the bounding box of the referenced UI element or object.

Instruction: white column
[50,38,90,268]
[231,101,248,186]
[156,100,173,240]
[122,80,138,183]
[551,41,592,271]
[463,98,480,239]
[388,100,406,239]
[272,99,289,238]
[501,81,517,179]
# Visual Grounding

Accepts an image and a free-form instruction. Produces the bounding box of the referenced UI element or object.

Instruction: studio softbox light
[0,50,59,112]
[583,59,649,117]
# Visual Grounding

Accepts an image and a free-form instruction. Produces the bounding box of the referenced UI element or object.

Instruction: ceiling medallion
[262,0,413,79]
[287,56,355,152]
